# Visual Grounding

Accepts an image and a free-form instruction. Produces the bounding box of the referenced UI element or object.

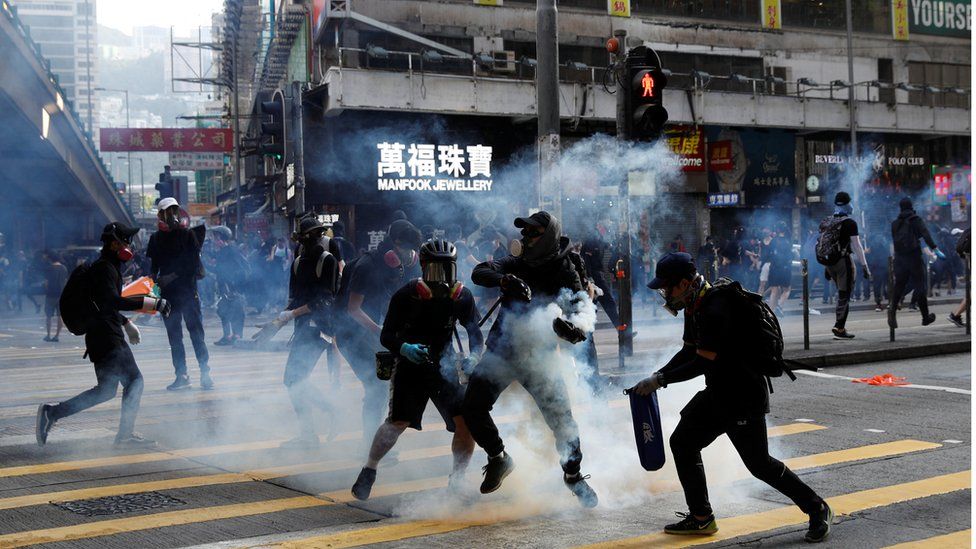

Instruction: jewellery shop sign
[376,142,494,192]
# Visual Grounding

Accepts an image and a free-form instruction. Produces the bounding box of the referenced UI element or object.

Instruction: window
[908,61,971,108]
[39,42,75,56]
[877,58,894,105]
[19,14,74,28]
[781,0,890,33]
[633,0,753,23]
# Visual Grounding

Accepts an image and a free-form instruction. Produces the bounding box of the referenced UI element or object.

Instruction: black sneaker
[35,404,55,446]
[200,372,214,390]
[50,336,59,342]
[351,467,377,500]
[42,336,52,342]
[114,433,157,448]
[831,327,855,340]
[564,473,598,508]
[948,313,965,327]
[213,337,232,346]
[166,375,191,391]
[805,502,833,543]
[922,313,937,326]
[480,452,515,494]
[664,512,718,535]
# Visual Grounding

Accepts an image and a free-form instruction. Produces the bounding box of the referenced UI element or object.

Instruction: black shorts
[768,265,792,287]
[388,359,464,431]
[44,296,59,318]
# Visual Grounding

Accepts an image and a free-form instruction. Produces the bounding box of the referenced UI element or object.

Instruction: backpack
[815,216,848,266]
[292,249,339,295]
[892,215,920,255]
[956,228,971,258]
[703,278,796,388]
[59,263,98,336]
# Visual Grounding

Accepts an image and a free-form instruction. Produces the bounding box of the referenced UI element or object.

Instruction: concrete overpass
[0,0,131,250]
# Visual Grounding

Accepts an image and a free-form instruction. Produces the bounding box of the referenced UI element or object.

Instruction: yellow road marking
[577,471,971,548]
[783,439,941,470]
[768,422,826,437]
[0,496,330,549]
[884,529,972,548]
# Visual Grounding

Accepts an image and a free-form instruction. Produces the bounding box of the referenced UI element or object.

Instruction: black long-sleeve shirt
[85,250,144,363]
[146,228,202,296]
[287,243,340,321]
[380,282,483,360]
[892,211,938,256]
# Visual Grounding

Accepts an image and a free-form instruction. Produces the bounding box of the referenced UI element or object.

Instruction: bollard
[967,256,971,336]
[801,259,810,350]
[888,256,896,342]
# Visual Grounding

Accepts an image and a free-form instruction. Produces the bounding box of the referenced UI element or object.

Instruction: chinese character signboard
[376,142,494,192]
[707,192,741,208]
[908,0,970,37]
[608,0,630,17]
[100,128,233,152]
[706,127,795,206]
[892,0,911,39]
[664,126,705,172]
[708,140,734,171]
[169,152,225,171]
[760,0,782,29]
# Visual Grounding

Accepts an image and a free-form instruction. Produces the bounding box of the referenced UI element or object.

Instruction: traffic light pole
[291,81,306,216]
[614,29,634,366]
[231,36,243,238]
[536,0,560,217]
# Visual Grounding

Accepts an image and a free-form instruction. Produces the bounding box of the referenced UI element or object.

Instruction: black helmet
[419,239,457,293]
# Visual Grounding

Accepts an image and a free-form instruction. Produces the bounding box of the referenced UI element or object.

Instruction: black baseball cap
[834,191,851,206]
[514,211,552,229]
[647,252,697,290]
[101,222,139,244]
[389,219,422,247]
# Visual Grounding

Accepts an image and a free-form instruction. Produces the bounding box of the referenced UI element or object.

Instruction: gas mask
[657,275,705,316]
[158,208,190,232]
[383,247,417,269]
[420,260,459,299]
[117,245,134,262]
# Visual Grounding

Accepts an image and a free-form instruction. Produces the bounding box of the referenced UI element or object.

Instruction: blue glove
[935,249,946,260]
[399,343,430,364]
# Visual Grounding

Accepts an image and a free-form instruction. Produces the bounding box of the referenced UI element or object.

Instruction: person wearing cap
[820,191,870,339]
[335,217,423,446]
[36,222,171,448]
[888,197,942,327]
[271,214,342,449]
[461,210,599,508]
[147,197,212,390]
[212,227,247,346]
[633,252,833,543]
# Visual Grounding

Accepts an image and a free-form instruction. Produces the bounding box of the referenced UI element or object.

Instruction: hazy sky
[97,0,224,34]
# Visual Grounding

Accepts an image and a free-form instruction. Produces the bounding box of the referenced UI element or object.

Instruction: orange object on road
[852,373,909,387]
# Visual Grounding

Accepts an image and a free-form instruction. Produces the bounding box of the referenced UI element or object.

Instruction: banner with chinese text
[761,0,782,29]
[892,0,910,39]
[608,0,630,17]
[664,126,705,172]
[169,152,225,171]
[100,128,233,152]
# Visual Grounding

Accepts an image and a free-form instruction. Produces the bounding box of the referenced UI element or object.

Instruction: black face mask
[516,218,562,267]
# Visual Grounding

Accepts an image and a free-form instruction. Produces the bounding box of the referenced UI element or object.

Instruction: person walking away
[351,240,483,499]
[634,252,833,543]
[763,222,793,317]
[212,228,248,345]
[888,197,943,327]
[817,192,870,339]
[146,198,212,390]
[948,227,970,327]
[42,251,68,342]
[866,232,890,312]
[36,223,171,448]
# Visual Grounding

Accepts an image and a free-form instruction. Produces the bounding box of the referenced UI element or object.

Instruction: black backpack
[892,215,920,255]
[59,263,98,336]
[956,227,971,258]
[815,216,847,266]
[704,278,796,387]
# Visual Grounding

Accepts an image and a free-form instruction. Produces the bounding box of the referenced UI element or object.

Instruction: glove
[552,317,587,344]
[935,249,947,260]
[501,274,532,302]
[460,355,479,376]
[399,342,430,364]
[276,310,295,325]
[155,298,172,318]
[862,265,872,280]
[633,372,665,396]
[123,320,141,345]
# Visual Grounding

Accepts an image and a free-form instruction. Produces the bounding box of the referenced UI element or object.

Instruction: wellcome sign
[376,142,495,192]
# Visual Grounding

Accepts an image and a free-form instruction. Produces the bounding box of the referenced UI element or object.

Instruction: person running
[888,197,942,328]
[42,251,68,342]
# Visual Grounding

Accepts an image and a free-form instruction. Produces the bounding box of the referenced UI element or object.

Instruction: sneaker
[213,337,232,346]
[909,303,918,311]
[664,512,718,535]
[35,404,55,445]
[42,336,52,342]
[480,452,515,494]
[805,502,833,543]
[114,434,157,448]
[279,435,320,450]
[200,372,215,390]
[50,336,59,342]
[948,313,965,327]
[831,327,855,340]
[351,467,377,500]
[922,313,937,326]
[564,473,598,508]
[875,305,883,312]
[166,375,191,391]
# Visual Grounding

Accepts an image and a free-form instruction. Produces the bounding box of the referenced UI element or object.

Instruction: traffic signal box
[626,46,668,141]
[258,89,287,172]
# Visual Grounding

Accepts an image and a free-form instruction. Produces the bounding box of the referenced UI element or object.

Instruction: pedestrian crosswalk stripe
[576,470,970,548]
[782,439,941,470]
[883,529,972,548]
[767,423,826,437]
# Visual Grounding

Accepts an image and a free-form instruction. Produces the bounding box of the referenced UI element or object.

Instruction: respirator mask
[657,274,705,317]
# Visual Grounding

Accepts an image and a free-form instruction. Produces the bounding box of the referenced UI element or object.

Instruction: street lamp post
[95,87,132,213]
[134,157,144,213]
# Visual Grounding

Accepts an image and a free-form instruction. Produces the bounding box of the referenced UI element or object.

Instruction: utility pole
[612,29,634,365]
[536,0,560,216]
[845,0,858,206]
[231,34,243,238]
[291,80,305,216]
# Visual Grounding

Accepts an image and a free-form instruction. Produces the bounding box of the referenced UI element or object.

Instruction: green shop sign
[909,0,971,37]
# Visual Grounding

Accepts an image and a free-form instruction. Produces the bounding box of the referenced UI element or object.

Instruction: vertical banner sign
[608,0,631,17]
[893,0,911,40]
[761,0,782,29]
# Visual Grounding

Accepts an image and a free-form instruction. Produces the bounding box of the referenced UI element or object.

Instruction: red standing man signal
[641,72,655,97]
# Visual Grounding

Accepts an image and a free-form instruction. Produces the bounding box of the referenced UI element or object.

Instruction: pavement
[0,299,969,548]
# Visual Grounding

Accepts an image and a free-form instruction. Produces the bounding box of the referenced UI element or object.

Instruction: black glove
[553,318,586,344]
[501,274,532,302]
[156,298,172,318]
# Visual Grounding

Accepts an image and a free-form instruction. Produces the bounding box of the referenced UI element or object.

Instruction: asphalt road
[0,308,969,548]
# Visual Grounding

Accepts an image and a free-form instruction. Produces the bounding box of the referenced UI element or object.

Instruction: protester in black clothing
[948,227,970,327]
[36,223,171,448]
[272,216,341,449]
[866,232,890,311]
[330,221,357,269]
[147,198,212,390]
[336,219,423,445]
[212,228,247,345]
[462,211,598,508]
[696,236,717,281]
[821,192,870,339]
[888,198,943,327]
[761,222,793,317]
[581,231,622,329]
[351,240,484,499]
[42,251,68,342]
[719,227,744,281]
[634,252,833,543]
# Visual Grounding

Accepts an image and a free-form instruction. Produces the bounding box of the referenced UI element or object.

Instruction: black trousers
[825,257,853,329]
[50,346,143,438]
[163,291,210,376]
[462,350,583,475]
[592,276,620,327]
[670,400,823,517]
[217,294,245,338]
[283,319,332,436]
[335,328,388,439]
[891,253,929,318]
[869,263,888,305]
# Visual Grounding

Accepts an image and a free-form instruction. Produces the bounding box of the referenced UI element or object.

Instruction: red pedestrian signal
[641,72,655,97]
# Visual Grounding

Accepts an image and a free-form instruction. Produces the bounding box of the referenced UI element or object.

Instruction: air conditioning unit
[493,50,515,74]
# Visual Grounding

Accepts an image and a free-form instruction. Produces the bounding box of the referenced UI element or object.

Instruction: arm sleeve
[657,344,696,376]
[379,290,409,354]
[458,291,485,355]
[146,237,160,278]
[916,218,938,250]
[471,257,512,287]
[850,236,869,266]
[658,353,711,385]
[91,263,143,315]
